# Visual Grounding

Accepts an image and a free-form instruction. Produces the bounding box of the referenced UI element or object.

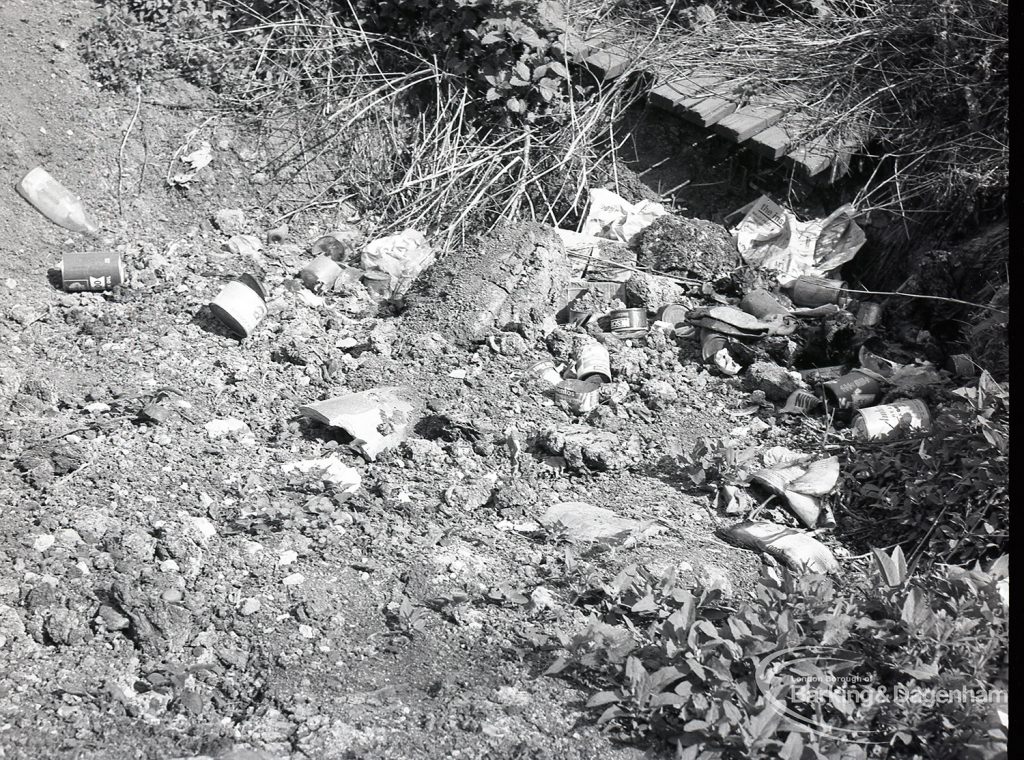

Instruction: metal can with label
[853,399,931,440]
[608,308,648,335]
[60,252,125,292]
[790,276,846,307]
[300,254,344,293]
[210,275,268,338]
[822,370,883,410]
[524,359,564,387]
[575,342,611,384]
[554,379,600,413]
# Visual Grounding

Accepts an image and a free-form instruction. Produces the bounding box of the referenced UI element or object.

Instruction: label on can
[853,399,931,440]
[575,342,611,383]
[554,379,600,413]
[608,308,647,334]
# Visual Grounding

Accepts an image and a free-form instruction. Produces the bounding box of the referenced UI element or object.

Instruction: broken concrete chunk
[400,222,569,346]
[299,386,421,461]
[535,425,640,472]
[541,502,660,543]
[718,520,839,574]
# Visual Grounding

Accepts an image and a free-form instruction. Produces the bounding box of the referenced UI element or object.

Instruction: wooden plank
[786,135,832,177]
[583,50,630,80]
[747,123,796,160]
[679,95,737,128]
[660,74,729,100]
[713,104,785,143]
[649,76,727,116]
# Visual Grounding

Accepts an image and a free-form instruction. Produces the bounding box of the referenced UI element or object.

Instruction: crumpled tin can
[946,354,976,378]
[575,342,611,384]
[554,379,600,413]
[60,252,125,292]
[524,359,564,387]
[300,254,343,292]
[853,399,931,440]
[210,275,268,338]
[822,369,883,410]
[739,288,788,319]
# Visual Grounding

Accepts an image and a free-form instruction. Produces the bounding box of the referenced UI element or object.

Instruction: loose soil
[0,3,832,759]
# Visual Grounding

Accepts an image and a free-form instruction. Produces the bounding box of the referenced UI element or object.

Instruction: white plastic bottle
[16,167,99,234]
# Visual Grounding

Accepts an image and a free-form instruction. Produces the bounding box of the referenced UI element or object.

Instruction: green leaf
[596,704,624,725]
[586,690,620,708]
[505,97,525,114]
[872,546,907,586]
[544,657,569,675]
[778,731,804,760]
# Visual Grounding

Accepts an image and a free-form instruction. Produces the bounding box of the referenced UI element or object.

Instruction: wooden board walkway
[565,33,864,182]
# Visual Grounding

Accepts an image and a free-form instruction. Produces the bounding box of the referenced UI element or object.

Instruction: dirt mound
[635,214,739,280]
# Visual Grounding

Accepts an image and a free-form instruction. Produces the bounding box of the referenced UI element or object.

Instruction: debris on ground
[580,187,667,245]
[717,520,839,574]
[299,386,421,460]
[16,166,99,233]
[540,501,661,544]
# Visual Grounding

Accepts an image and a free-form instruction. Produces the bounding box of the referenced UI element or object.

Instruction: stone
[535,425,641,472]
[442,474,498,510]
[239,598,261,616]
[540,502,661,543]
[743,361,805,402]
[213,208,246,235]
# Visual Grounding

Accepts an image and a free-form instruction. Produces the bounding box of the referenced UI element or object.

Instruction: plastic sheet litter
[299,386,421,461]
[581,188,667,246]
[731,196,865,285]
[718,520,840,574]
[360,229,435,298]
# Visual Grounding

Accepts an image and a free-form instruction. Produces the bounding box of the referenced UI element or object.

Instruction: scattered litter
[743,361,806,403]
[224,234,262,258]
[853,399,932,441]
[554,379,601,414]
[17,167,99,234]
[169,142,213,186]
[540,501,660,543]
[946,354,976,378]
[855,301,883,327]
[731,195,864,285]
[751,455,839,528]
[779,389,821,415]
[608,307,648,336]
[523,359,564,387]
[573,341,611,384]
[300,254,343,293]
[718,521,839,574]
[581,188,667,246]
[739,288,789,318]
[299,386,421,461]
[209,274,268,338]
[313,227,364,259]
[266,223,289,244]
[788,275,847,307]
[281,457,361,493]
[60,252,125,292]
[361,229,435,298]
[822,369,884,410]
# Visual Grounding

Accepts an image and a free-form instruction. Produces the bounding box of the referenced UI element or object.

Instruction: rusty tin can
[822,369,883,410]
[946,354,976,378]
[853,399,931,440]
[554,379,600,413]
[700,329,728,362]
[524,359,564,387]
[798,365,846,383]
[60,252,125,292]
[739,288,788,319]
[575,342,611,384]
[790,276,846,307]
[361,270,393,297]
[300,254,343,293]
[608,307,648,335]
[856,302,883,327]
[210,275,268,338]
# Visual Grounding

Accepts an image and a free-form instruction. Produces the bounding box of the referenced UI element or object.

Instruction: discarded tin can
[822,370,882,410]
[946,354,976,378]
[300,254,343,293]
[568,309,595,326]
[790,276,846,307]
[312,232,355,261]
[656,304,689,325]
[856,302,883,327]
[60,252,125,292]
[779,389,822,414]
[853,399,931,440]
[575,342,611,384]
[740,288,788,319]
[210,275,267,338]
[798,365,845,383]
[700,329,728,361]
[361,270,392,297]
[267,223,289,244]
[608,308,648,335]
[554,379,600,413]
[524,359,564,387]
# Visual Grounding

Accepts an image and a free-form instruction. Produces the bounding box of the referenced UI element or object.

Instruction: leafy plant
[549,551,1008,758]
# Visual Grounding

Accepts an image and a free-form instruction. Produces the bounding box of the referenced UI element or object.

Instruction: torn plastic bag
[361,229,435,298]
[718,520,839,574]
[581,188,667,246]
[731,196,865,285]
[751,456,840,529]
[299,386,421,461]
